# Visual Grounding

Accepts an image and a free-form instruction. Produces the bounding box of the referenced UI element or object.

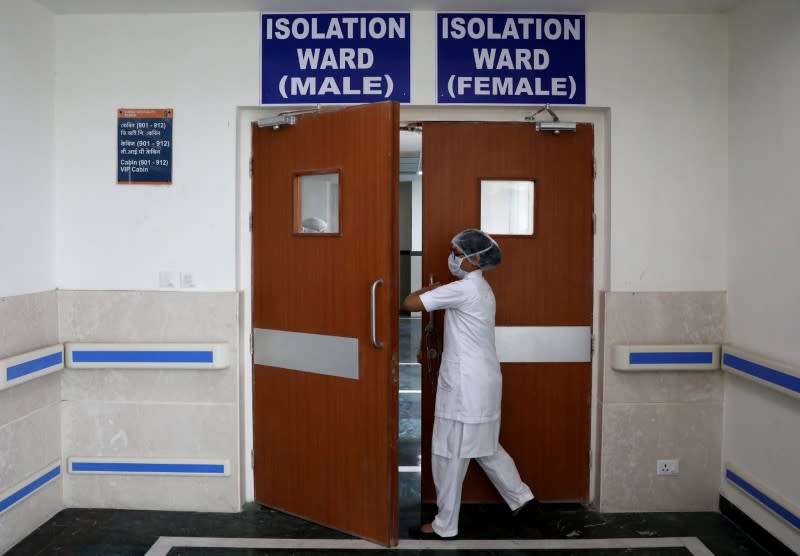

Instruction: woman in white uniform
[403,229,535,540]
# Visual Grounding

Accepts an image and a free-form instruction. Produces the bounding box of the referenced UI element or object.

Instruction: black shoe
[512,497,539,517]
[408,525,457,540]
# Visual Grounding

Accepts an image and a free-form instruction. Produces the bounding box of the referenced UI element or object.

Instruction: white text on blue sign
[437,14,586,104]
[261,14,411,104]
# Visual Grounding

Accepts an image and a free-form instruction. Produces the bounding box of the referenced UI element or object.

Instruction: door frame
[236,104,610,507]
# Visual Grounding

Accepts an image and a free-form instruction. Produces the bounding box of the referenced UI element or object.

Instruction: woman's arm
[402,282,441,312]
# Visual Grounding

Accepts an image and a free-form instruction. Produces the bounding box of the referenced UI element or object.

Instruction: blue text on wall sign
[261,14,411,104]
[437,14,586,104]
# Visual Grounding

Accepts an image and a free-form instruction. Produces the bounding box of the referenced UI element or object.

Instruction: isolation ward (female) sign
[261,13,411,104]
[437,13,586,104]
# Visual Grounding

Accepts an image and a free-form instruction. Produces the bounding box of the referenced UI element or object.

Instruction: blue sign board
[117,108,173,185]
[261,13,411,104]
[437,13,585,104]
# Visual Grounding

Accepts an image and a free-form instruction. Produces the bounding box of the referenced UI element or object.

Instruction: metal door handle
[370,279,384,349]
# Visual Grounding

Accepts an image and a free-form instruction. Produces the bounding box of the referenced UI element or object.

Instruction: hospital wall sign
[117,108,173,185]
[261,13,411,104]
[437,13,586,104]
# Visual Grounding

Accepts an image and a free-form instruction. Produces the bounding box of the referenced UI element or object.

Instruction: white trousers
[431,440,534,537]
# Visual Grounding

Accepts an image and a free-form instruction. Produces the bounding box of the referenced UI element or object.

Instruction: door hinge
[592,213,596,235]
[588,449,593,470]
[251,448,255,469]
[249,156,253,178]
[250,331,254,356]
[593,156,597,179]
[590,334,596,358]
[249,212,253,232]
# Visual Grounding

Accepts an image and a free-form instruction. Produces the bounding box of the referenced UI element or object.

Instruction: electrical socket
[657,459,679,475]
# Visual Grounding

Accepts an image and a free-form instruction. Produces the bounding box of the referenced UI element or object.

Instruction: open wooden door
[421,121,594,503]
[251,102,399,545]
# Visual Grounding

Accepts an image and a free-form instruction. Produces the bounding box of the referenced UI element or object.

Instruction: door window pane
[295,172,340,234]
[480,179,535,235]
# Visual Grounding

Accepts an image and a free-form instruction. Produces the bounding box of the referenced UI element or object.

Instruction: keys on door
[423,273,441,390]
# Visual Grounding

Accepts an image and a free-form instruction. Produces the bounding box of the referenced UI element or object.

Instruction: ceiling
[36,0,741,15]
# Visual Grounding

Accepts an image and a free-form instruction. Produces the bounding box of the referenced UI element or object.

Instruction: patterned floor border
[145,536,715,554]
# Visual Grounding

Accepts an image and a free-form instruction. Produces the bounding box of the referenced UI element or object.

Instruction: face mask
[448,252,468,279]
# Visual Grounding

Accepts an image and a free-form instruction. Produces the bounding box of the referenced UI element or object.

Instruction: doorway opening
[395,113,600,530]
[398,124,423,533]
[239,104,608,543]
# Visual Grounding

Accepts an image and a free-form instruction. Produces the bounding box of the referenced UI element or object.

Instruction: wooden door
[421,121,594,503]
[251,102,399,545]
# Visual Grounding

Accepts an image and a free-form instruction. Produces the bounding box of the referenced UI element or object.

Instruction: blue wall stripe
[726,469,800,530]
[723,353,800,395]
[70,462,225,474]
[0,466,60,513]
[6,352,63,381]
[71,350,213,364]
[629,351,713,365]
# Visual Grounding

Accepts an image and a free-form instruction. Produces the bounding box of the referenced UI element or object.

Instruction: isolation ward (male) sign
[438,14,586,104]
[261,13,411,104]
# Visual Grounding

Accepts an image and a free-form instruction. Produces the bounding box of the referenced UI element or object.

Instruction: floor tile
[166,548,692,555]
[399,363,421,391]
[399,392,421,424]
[399,317,422,364]
[7,504,773,556]
[399,439,422,467]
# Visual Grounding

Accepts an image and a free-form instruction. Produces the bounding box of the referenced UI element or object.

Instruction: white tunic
[420,270,503,457]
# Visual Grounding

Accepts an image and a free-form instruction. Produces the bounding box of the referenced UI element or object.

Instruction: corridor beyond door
[398,314,422,535]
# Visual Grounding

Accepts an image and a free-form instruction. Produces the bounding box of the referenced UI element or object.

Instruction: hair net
[451,229,502,270]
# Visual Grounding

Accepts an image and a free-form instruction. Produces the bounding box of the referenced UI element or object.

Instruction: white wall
[724,0,800,550]
[587,14,729,292]
[54,13,259,292]
[411,173,422,294]
[408,174,422,253]
[0,0,55,297]
[54,11,727,294]
[727,0,800,365]
[0,8,60,543]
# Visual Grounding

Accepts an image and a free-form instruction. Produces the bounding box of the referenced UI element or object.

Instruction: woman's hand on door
[402,282,441,312]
